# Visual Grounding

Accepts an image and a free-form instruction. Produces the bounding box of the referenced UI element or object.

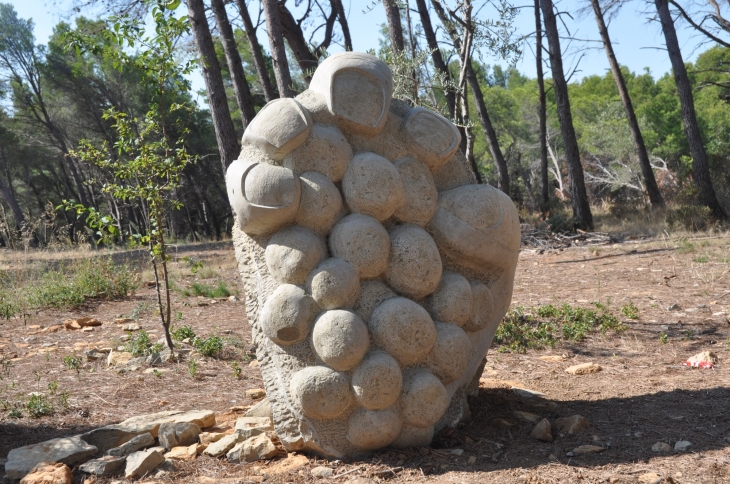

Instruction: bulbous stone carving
[227,52,520,458]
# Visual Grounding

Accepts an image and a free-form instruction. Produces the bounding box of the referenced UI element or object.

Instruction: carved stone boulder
[226,52,520,458]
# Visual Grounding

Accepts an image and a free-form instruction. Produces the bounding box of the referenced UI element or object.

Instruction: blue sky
[9,0,725,94]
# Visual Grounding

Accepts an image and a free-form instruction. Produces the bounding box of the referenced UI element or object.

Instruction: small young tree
[65,0,196,351]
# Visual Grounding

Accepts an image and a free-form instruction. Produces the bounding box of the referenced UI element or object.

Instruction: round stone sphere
[392,156,437,226]
[390,425,434,449]
[400,369,449,428]
[284,123,352,182]
[260,284,316,345]
[465,281,494,332]
[352,280,396,323]
[290,366,353,420]
[329,214,390,279]
[427,322,471,384]
[295,171,343,235]
[341,152,404,221]
[369,297,436,366]
[346,406,402,450]
[429,272,472,327]
[306,258,360,310]
[385,224,442,299]
[265,225,326,285]
[351,351,402,410]
[311,310,370,371]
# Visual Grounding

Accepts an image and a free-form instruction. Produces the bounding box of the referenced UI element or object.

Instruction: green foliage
[187,357,198,378]
[621,302,639,320]
[26,393,53,418]
[62,354,83,375]
[495,302,626,353]
[692,255,709,263]
[194,335,223,357]
[171,325,196,342]
[231,361,242,378]
[0,258,137,313]
[676,241,696,253]
[125,330,163,357]
[667,205,714,231]
[660,332,669,344]
[182,256,204,275]
[184,281,231,298]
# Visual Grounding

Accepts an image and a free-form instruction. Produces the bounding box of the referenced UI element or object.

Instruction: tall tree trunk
[187,0,240,171]
[655,0,726,219]
[540,0,594,230]
[466,64,509,193]
[430,0,508,191]
[591,0,664,208]
[277,2,320,82]
[415,0,456,118]
[0,176,25,232]
[262,0,294,97]
[331,0,353,51]
[210,0,257,127]
[383,0,405,53]
[236,0,277,102]
[535,0,549,213]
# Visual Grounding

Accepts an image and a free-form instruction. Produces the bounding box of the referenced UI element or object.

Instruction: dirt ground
[1,234,729,484]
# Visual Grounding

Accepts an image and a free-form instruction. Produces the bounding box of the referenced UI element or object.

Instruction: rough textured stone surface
[158,422,201,449]
[234,417,274,440]
[531,419,553,442]
[106,432,154,457]
[19,462,72,484]
[226,52,520,458]
[124,448,165,479]
[227,434,280,463]
[6,436,97,479]
[202,434,244,457]
[78,456,126,476]
[555,415,590,434]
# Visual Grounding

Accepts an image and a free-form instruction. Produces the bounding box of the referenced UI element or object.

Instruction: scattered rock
[687,351,719,365]
[511,387,546,398]
[467,455,476,464]
[538,354,568,362]
[345,479,377,484]
[200,432,228,446]
[63,320,81,330]
[674,440,692,451]
[228,295,238,302]
[530,418,552,442]
[19,462,72,484]
[246,388,266,399]
[82,410,215,453]
[143,368,168,375]
[66,317,102,329]
[122,323,141,332]
[311,466,334,478]
[158,422,201,449]
[125,448,165,479]
[115,318,134,324]
[164,444,198,461]
[667,303,681,311]
[234,417,274,440]
[249,360,260,367]
[652,442,671,452]
[555,415,589,434]
[245,398,273,420]
[41,325,62,333]
[107,351,134,367]
[450,449,464,456]
[638,473,662,484]
[513,411,540,423]
[573,445,605,454]
[227,434,280,463]
[203,433,244,457]
[84,349,107,361]
[565,363,602,375]
[82,327,95,332]
[260,453,309,475]
[5,436,98,480]
[79,456,126,476]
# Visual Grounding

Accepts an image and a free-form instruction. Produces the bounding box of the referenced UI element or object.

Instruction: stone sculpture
[226,52,520,458]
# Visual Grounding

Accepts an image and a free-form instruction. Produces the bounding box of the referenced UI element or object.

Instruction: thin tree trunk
[331,0,353,50]
[591,0,664,208]
[655,0,726,219]
[535,0,549,213]
[416,0,456,118]
[210,0,256,127]
[277,2,320,82]
[383,0,405,53]
[262,0,294,97]
[236,0,276,102]
[540,0,594,230]
[0,176,25,232]
[466,64,508,193]
[187,0,240,171]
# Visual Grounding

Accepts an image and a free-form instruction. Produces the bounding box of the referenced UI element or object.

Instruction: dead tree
[535,0,549,213]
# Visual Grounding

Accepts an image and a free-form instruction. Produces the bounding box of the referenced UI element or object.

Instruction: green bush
[667,205,714,231]
[171,325,196,342]
[125,330,163,357]
[184,281,231,298]
[194,335,223,357]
